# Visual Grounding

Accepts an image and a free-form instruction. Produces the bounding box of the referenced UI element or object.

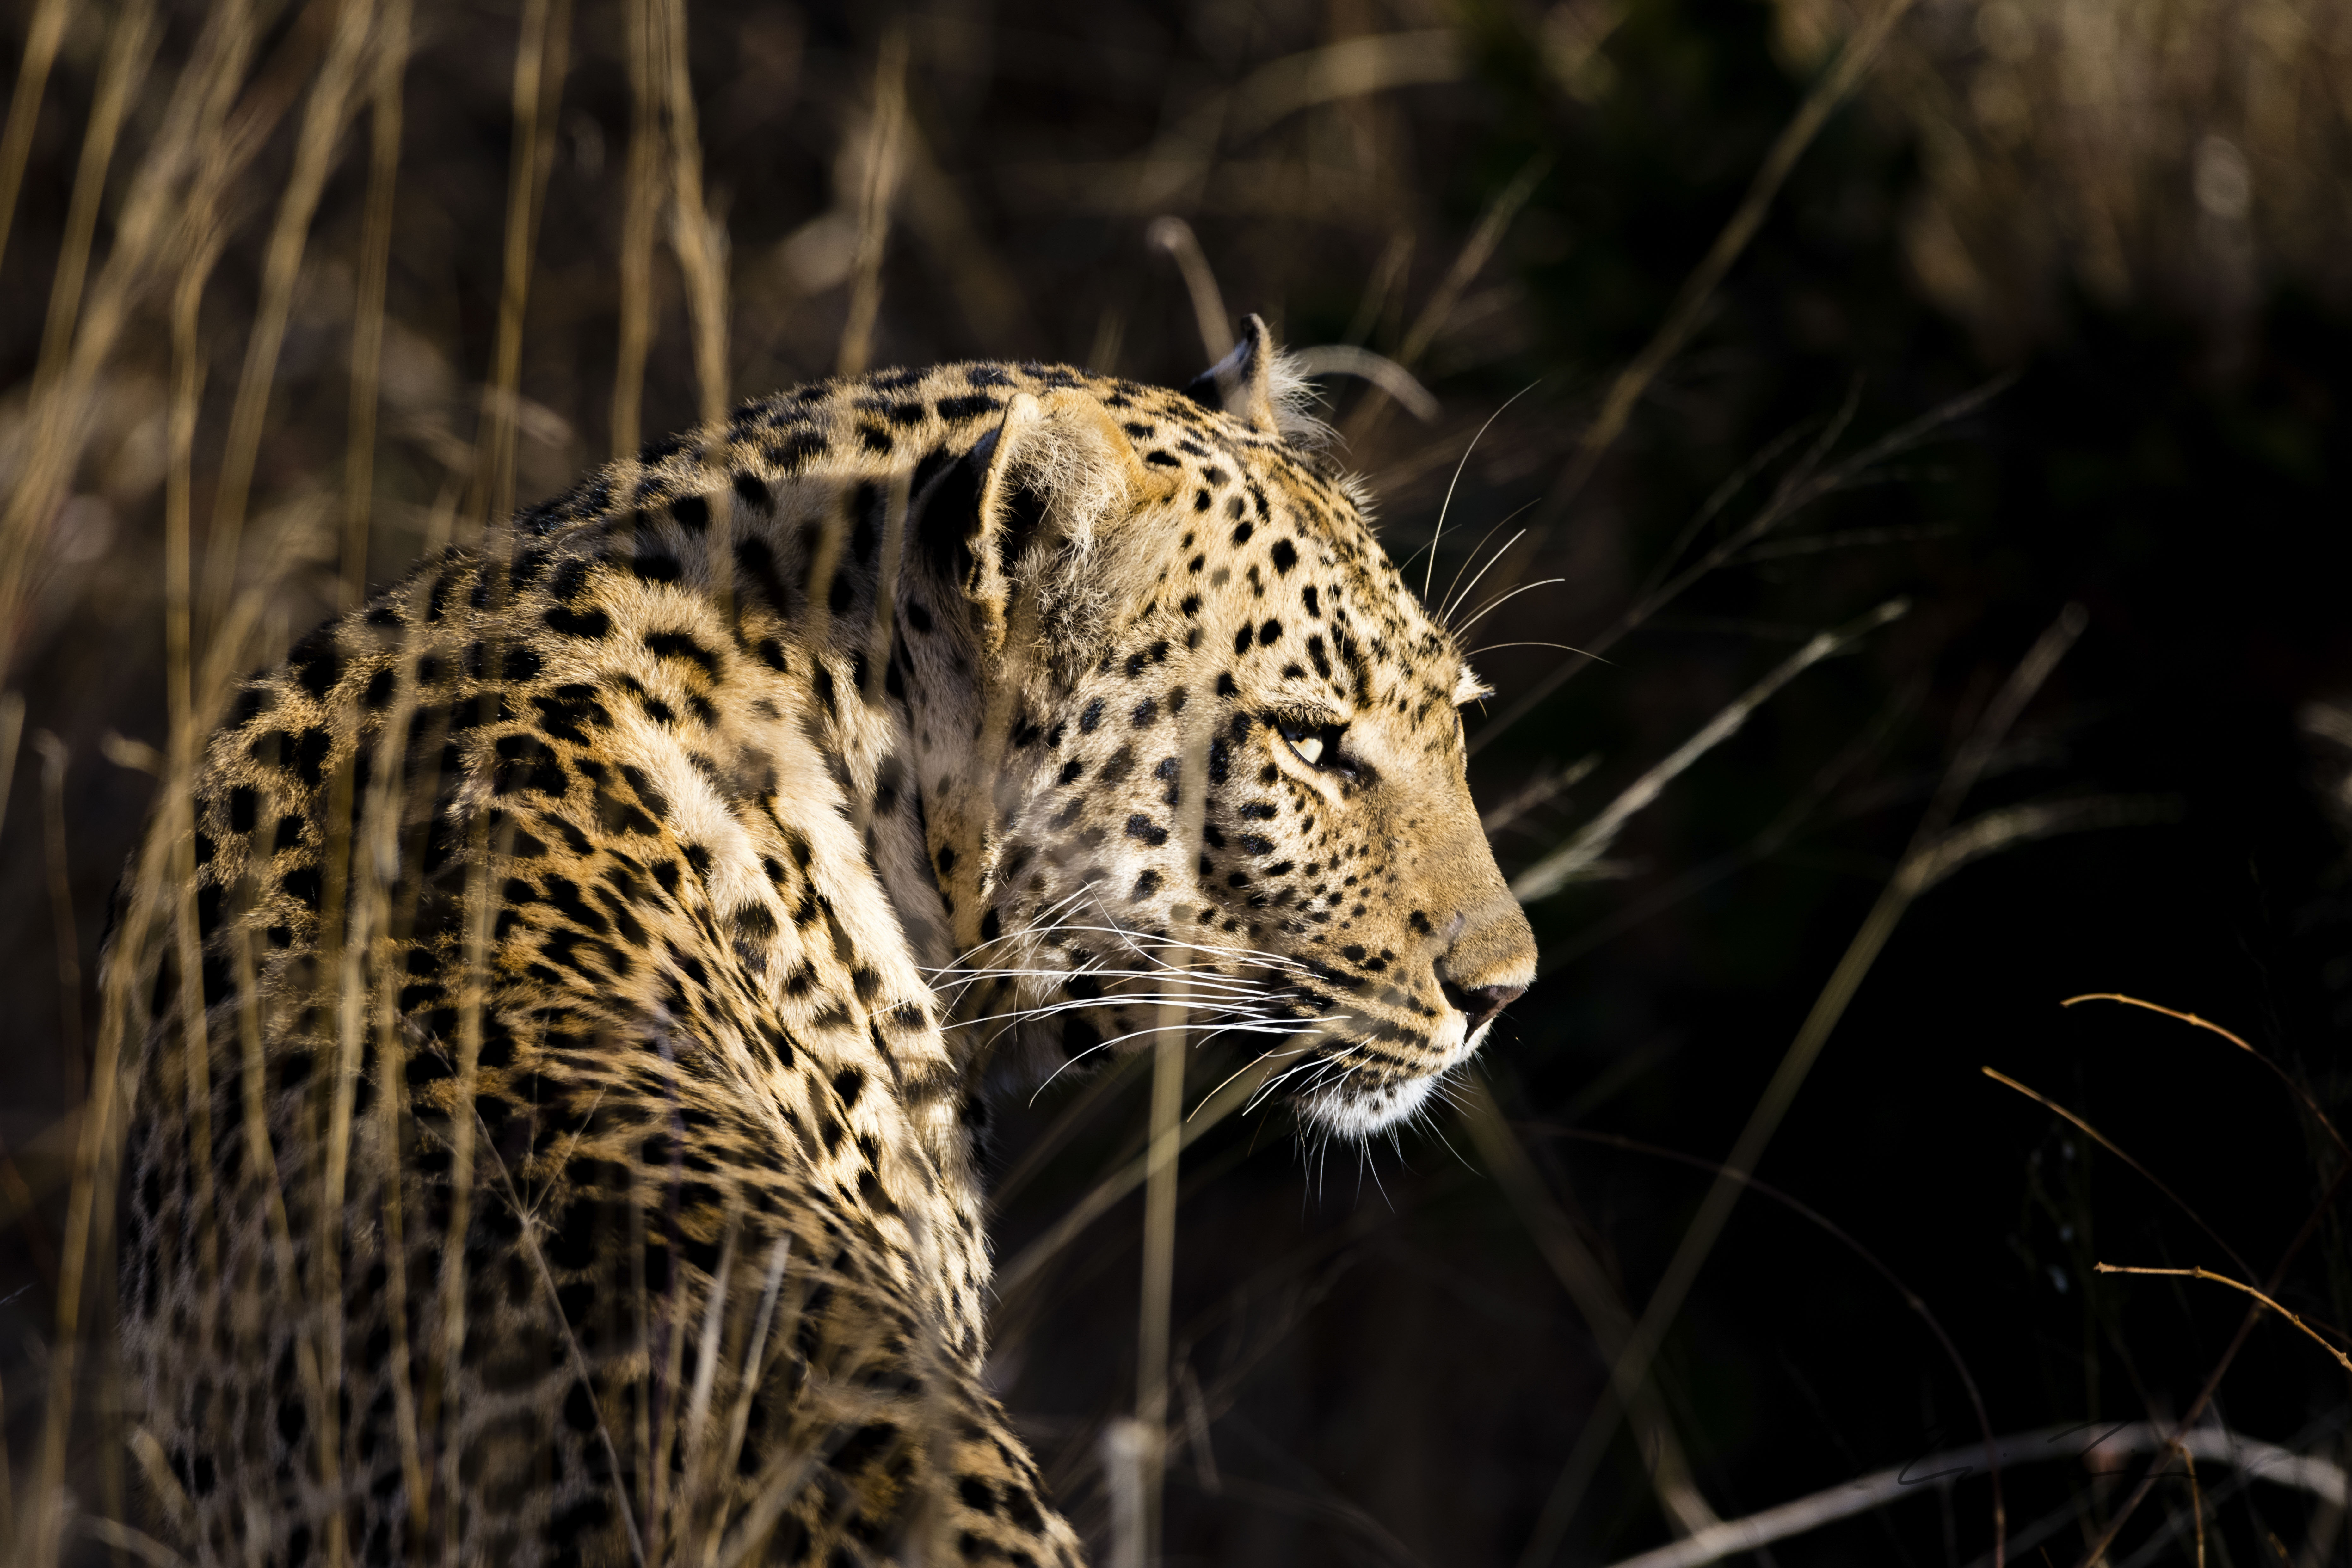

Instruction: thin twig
[2061,993,2351,1160]
[1980,1068,2259,1284]
[2094,1264,2352,1374]
[836,27,907,378]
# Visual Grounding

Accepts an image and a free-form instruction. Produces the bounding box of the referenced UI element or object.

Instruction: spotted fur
[114,318,1536,1566]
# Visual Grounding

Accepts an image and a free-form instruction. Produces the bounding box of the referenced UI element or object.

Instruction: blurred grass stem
[343,0,411,607]
[200,0,377,648]
[471,0,571,532]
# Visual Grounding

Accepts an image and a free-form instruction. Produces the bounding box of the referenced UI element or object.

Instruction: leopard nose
[1441,980,1526,1031]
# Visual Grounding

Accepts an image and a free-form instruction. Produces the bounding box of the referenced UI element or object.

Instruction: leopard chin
[1289,1009,1481,1137]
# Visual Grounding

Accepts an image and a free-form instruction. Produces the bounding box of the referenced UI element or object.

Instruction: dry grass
[1774,0,2352,361]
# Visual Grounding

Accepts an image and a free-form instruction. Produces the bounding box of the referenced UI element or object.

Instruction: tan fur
[112,328,1535,1566]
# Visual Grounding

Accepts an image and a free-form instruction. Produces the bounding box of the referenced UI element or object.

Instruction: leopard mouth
[1254,989,1476,1138]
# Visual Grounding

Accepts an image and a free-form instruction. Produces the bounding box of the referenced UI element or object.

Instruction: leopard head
[905,320,1536,1136]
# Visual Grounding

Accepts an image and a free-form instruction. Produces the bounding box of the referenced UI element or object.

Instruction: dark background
[2,0,2349,1563]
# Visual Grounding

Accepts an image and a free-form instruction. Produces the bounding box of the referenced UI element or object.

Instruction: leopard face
[905,322,1536,1135]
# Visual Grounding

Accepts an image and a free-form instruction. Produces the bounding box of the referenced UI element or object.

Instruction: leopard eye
[1275,715,1350,773]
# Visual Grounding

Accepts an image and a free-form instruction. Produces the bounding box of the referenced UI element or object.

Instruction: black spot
[1270,538,1298,573]
[631,551,683,583]
[545,605,612,639]
[1078,699,1105,734]
[732,472,771,511]
[735,536,791,612]
[290,630,342,697]
[644,630,721,679]
[228,786,259,833]
[1125,815,1169,846]
[1259,618,1282,646]
[767,427,829,470]
[671,495,710,532]
[1233,626,1254,656]
[1232,520,1255,546]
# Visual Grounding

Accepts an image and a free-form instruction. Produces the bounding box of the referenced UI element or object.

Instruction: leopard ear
[1182,313,1280,434]
[915,390,1174,650]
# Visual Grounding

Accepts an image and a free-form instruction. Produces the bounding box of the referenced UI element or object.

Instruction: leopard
[111,315,1538,1568]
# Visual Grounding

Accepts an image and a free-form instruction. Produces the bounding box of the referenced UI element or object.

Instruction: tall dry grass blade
[0,1351,11,1554]
[1103,1417,1149,1568]
[30,0,159,401]
[1339,157,1544,450]
[1133,693,1216,1555]
[990,1049,1284,1320]
[1519,605,2084,1568]
[471,0,572,532]
[1537,0,1920,523]
[0,690,23,877]
[1146,215,1232,363]
[357,622,436,1544]
[343,0,412,608]
[836,26,907,378]
[24,791,173,1566]
[0,0,68,276]
[0,0,273,687]
[694,1236,791,1567]
[198,0,378,649]
[160,224,229,1517]
[34,734,83,1098]
[1511,597,1909,899]
[434,811,501,1564]
[1459,1075,1723,1546]
[662,0,729,426]
[611,0,664,459]
[1343,229,1413,347]
[1396,154,1547,372]
[471,1104,651,1567]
